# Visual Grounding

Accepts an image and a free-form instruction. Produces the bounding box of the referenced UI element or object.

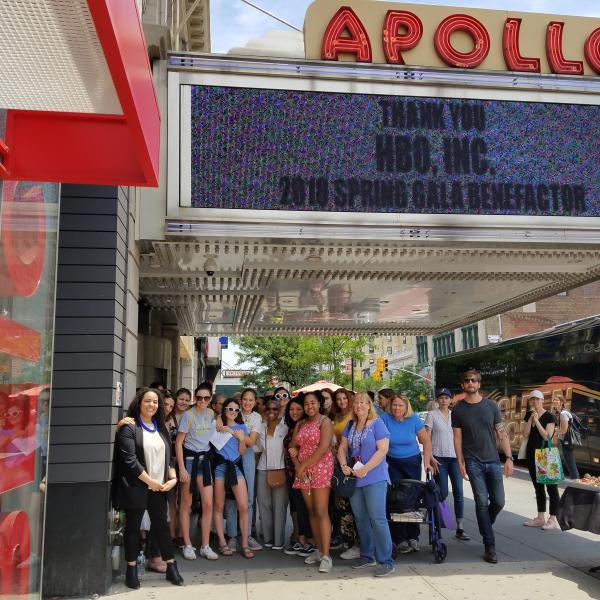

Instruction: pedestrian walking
[424,388,470,541]
[452,369,513,564]
[522,389,561,530]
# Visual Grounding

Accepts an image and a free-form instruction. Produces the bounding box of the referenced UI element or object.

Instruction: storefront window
[0,166,59,597]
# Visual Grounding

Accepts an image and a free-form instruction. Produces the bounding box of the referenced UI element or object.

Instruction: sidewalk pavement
[103,467,600,600]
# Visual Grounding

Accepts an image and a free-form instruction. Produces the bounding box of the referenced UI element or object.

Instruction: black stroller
[386,473,447,563]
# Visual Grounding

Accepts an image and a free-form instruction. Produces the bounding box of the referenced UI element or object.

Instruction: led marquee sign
[189,85,600,217]
[304,0,600,76]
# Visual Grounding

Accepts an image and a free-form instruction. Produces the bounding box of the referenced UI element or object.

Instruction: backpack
[563,412,586,447]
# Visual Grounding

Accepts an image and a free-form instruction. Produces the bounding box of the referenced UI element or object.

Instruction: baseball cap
[529,389,544,400]
[436,387,452,398]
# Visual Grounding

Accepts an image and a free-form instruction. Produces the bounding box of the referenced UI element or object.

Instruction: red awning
[0,0,160,187]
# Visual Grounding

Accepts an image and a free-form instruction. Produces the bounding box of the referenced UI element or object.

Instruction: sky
[211,0,600,54]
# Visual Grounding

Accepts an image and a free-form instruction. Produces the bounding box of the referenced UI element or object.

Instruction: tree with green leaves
[232,336,367,392]
[349,367,433,412]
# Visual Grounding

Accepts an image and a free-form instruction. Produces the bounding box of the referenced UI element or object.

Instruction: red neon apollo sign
[321,6,600,75]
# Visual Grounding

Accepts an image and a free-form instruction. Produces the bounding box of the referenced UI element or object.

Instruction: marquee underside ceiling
[139,235,600,336]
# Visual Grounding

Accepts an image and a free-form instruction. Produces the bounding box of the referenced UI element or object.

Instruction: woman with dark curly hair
[113,388,183,589]
[282,397,315,556]
[289,390,335,573]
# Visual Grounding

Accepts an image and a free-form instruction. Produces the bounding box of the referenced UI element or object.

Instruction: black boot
[166,561,184,586]
[125,564,140,589]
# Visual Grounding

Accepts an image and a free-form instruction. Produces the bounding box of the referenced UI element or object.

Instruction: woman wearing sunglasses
[213,398,255,559]
[175,382,218,561]
[283,397,315,556]
[256,399,289,549]
[222,388,263,552]
[274,386,291,416]
[289,390,335,573]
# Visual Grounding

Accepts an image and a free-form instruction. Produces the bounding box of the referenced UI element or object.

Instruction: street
[104,466,600,600]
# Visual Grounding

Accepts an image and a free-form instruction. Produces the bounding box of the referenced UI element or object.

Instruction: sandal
[241,546,254,559]
[218,545,234,556]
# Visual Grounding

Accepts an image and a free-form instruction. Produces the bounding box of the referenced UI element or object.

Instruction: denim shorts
[184,454,205,476]
[214,463,243,481]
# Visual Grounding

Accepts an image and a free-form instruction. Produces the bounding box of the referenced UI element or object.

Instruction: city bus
[434,315,600,472]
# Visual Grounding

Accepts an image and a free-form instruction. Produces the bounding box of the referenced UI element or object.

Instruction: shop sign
[222,370,254,378]
[305,0,600,76]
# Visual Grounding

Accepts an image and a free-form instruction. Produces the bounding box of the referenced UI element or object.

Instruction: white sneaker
[340,545,361,560]
[408,539,419,552]
[248,536,263,551]
[318,555,333,573]
[304,550,322,565]
[182,545,197,560]
[199,545,218,560]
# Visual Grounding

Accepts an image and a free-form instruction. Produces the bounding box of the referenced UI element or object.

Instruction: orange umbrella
[292,380,342,397]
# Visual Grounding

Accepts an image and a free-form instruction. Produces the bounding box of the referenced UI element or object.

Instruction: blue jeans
[434,456,464,521]
[349,480,394,566]
[464,459,505,548]
[224,451,256,538]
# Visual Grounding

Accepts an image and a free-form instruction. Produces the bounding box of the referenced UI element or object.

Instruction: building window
[387,346,393,355]
[368,345,375,354]
[433,332,456,358]
[386,335,392,342]
[416,335,428,365]
[461,324,479,350]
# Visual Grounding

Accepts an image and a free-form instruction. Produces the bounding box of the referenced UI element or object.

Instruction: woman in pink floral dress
[289,390,334,573]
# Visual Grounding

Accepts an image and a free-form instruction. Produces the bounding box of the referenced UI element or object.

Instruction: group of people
[112,368,576,588]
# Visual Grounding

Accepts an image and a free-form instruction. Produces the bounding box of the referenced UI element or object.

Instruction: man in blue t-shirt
[452,369,513,565]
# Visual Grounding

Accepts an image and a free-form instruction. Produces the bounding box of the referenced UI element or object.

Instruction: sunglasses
[195,395,211,401]
[275,393,289,400]
[225,407,240,413]
[463,378,480,383]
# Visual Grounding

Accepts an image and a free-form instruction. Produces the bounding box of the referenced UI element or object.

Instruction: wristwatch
[505,456,513,461]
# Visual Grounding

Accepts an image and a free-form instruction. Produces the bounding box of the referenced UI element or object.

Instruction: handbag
[438,499,456,529]
[332,462,357,498]
[264,424,286,488]
[332,420,358,498]
[535,438,565,485]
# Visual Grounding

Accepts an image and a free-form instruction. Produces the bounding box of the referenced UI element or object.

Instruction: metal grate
[0,0,122,114]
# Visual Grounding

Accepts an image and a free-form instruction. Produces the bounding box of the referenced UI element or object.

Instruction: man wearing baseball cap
[424,388,470,542]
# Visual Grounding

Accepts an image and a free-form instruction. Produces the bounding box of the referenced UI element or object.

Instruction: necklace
[138,417,157,433]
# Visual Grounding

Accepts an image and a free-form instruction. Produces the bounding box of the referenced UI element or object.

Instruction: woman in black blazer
[114,388,184,589]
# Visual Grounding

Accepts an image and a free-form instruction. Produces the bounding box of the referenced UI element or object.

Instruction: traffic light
[384,358,389,370]
[373,370,381,380]
[376,357,385,371]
